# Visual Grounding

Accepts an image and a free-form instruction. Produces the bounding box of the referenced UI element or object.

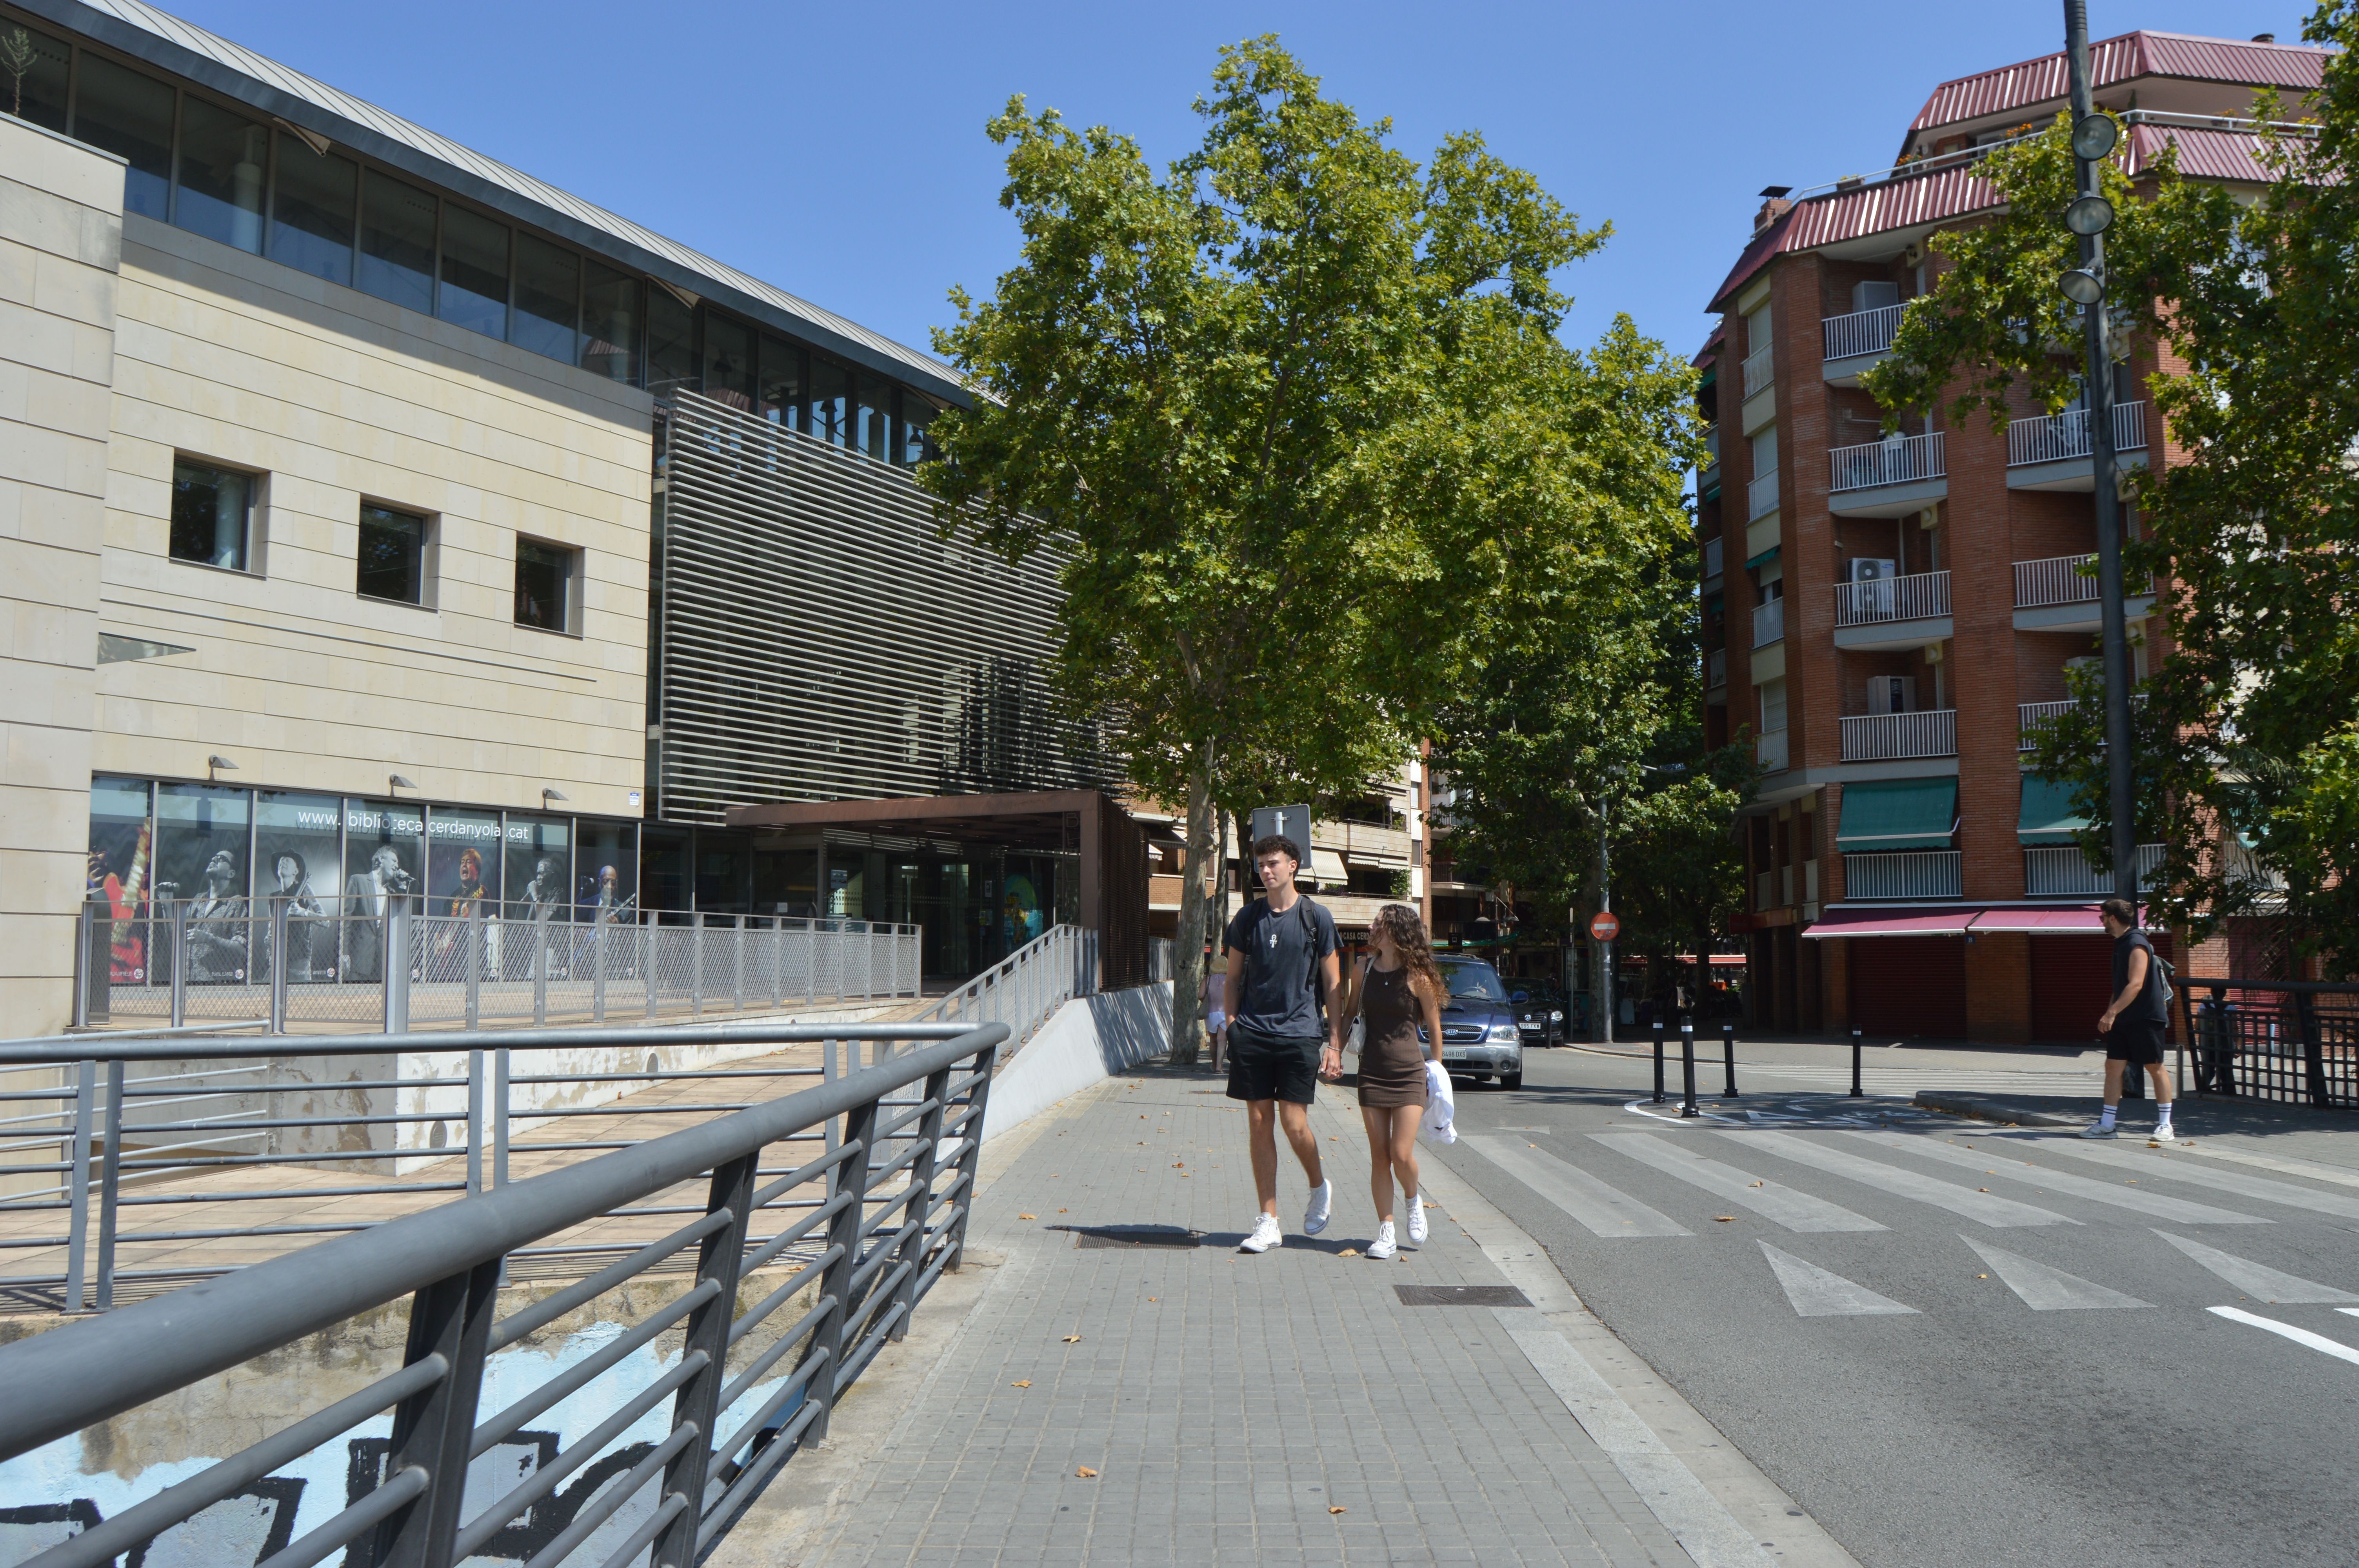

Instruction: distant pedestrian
[1332,903,1445,1260]
[1221,834,1341,1253]
[2085,897,2176,1141]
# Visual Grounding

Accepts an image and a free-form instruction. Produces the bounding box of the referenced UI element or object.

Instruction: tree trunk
[1167,740,1218,1067]
[1583,801,1610,1042]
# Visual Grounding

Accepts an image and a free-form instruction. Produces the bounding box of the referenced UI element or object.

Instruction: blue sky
[170,1,2307,364]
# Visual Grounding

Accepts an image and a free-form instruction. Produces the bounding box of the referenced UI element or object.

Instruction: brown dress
[1357,963,1432,1109]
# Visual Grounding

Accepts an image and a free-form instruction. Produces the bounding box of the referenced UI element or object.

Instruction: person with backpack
[2086,897,2177,1141]
[1330,903,1446,1260]
[1221,833,1341,1254]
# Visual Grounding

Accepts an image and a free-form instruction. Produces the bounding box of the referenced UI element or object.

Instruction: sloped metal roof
[1908,30,2330,138]
[27,0,972,405]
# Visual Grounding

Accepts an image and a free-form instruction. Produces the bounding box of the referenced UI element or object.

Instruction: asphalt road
[1427,1040,2359,1568]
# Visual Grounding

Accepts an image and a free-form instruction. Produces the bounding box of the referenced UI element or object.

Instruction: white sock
[2157,1103,2174,1127]
[2099,1104,2117,1129]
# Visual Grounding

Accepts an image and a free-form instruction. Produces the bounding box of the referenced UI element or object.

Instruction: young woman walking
[1336,904,1445,1260]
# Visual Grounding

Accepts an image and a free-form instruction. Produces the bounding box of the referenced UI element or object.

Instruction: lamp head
[2070,114,2119,162]
[2065,194,2114,237]
[2058,268,2105,306]
[388,773,416,791]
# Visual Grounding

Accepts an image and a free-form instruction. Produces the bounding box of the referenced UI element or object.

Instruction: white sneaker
[1303,1178,1333,1236]
[2151,1122,2177,1142]
[1406,1194,1428,1246]
[1366,1221,1398,1261]
[1239,1214,1283,1253]
[2080,1121,2118,1140]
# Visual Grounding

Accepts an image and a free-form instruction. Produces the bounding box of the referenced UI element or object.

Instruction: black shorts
[1226,1029,1321,1105]
[2105,1018,2166,1065]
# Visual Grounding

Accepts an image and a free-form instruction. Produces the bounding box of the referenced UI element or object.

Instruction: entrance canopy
[1803,903,2110,937]
[1837,778,1957,851]
[2017,776,2087,846]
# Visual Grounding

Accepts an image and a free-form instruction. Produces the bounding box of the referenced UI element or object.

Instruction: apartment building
[1696,30,2325,1042]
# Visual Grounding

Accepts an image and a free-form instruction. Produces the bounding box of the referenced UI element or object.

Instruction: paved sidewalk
[783,1067,1842,1568]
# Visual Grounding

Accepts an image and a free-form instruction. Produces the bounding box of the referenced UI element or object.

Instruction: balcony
[2017,699,2076,750]
[1757,727,1789,773]
[1839,708,1957,762]
[1741,343,1776,434]
[1702,534,1723,581]
[1700,428,1720,493]
[1754,870,1776,911]
[2012,552,2155,632]
[1708,647,1727,690]
[1843,849,1963,900]
[1821,303,1903,384]
[1742,341,1775,399]
[2024,843,2167,898]
[1752,597,1785,648]
[1748,466,1779,521]
[1832,568,1952,651]
[1827,431,1947,517]
[2006,401,2151,492]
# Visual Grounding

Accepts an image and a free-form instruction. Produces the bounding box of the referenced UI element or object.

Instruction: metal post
[532,921,548,1027]
[268,899,289,1034]
[1598,792,1615,1046]
[1850,1027,1865,1097]
[693,913,705,1018]
[592,909,608,1025]
[384,899,412,1034]
[2208,995,2234,1096]
[96,1059,124,1311]
[494,1048,511,1189]
[366,1259,503,1568]
[73,898,94,1030]
[65,1059,94,1312]
[1650,1021,1665,1103]
[1679,1018,1698,1118]
[807,920,819,1007]
[644,916,657,1022]
[733,915,745,1013]
[2296,989,2329,1108]
[168,900,188,1028]
[888,1062,955,1339]
[465,904,482,1031]
[465,1049,484,1196]
[1722,1020,1739,1098]
[801,1091,877,1445]
[651,1152,758,1568]
[942,1039,998,1268]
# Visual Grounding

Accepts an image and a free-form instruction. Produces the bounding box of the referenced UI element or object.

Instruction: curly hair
[1371,902,1445,1004]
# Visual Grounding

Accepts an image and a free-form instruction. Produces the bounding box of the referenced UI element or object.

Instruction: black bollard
[1652,1020,1666,1103]
[1850,1027,1864,1097]
[1722,1020,1739,1098]
[1680,1018,1698,1117]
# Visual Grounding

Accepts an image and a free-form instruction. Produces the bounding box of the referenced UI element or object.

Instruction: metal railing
[2007,401,2148,466]
[1822,303,1903,362]
[2023,843,2167,897]
[1708,648,1727,690]
[1834,568,1949,626]
[1756,728,1788,772]
[1747,466,1779,521]
[1742,341,1774,398]
[76,897,921,1034]
[1753,871,1775,912]
[1829,431,1943,494]
[1843,850,1962,900]
[2019,699,2077,747]
[2183,978,2359,1108]
[916,923,1097,1056]
[2014,553,2102,607]
[1752,597,1786,648]
[1702,535,1723,579]
[1839,708,1957,762]
[0,1020,1004,1568]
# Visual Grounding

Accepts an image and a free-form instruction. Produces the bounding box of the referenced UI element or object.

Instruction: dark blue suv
[1435,957,1523,1089]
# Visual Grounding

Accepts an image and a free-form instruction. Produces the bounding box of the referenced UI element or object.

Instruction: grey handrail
[0,1018,981,1066]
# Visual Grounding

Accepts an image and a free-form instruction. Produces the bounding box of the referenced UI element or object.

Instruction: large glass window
[581,260,640,383]
[702,314,753,411]
[357,503,428,604]
[255,791,340,980]
[269,136,356,285]
[73,56,173,219]
[898,393,936,466]
[758,336,803,429]
[645,288,694,393]
[576,821,638,920]
[514,537,576,633]
[0,22,72,133]
[424,808,498,979]
[640,827,688,915]
[437,205,509,339]
[156,783,253,984]
[503,815,571,926]
[511,232,580,363]
[175,96,267,253]
[855,373,893,463]
[87,777,154,984]
[342,800,423,983]
[170,459,254,572]
[809,358,849,446]
[358,169,436,313]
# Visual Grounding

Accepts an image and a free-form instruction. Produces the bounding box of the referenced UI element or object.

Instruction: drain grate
[1056,1225,1203,1249]
[1394,1285,1530,1307]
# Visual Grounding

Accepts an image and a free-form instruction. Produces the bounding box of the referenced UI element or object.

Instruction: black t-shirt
[1222,895,1339,1041]
[2112,929,2169,1025]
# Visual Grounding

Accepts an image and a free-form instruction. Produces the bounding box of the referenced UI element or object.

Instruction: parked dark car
[1434,957,1523,1089]
[1508,981,1568,1047]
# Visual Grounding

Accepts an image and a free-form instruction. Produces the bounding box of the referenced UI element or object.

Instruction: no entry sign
[1589,912,1620,943]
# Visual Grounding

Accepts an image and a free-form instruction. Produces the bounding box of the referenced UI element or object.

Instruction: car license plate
[1441,1047,1467,1061]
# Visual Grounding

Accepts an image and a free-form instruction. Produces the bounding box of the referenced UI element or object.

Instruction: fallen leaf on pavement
[1977,1274,1988,1279]
[1330,1506,1347,1514]
[1012,1380,1031,1388]
[1077,1466,1098,1478]
[1174,1161,1185,1168]
[1019,1214,1037,1220]
[1148,1297,1158,1302]
[1714,1216,1736,1222]
[1063,1335,1082,1343]
[1749,1181,1763,1187]
[1978,1189,1989,1193]
[1338,1248,1360,1256]
[1058,1208,1067,1213]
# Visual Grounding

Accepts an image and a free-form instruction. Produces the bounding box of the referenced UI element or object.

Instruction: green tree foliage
[1863,4,2359,972]
[925,38,1692,1054]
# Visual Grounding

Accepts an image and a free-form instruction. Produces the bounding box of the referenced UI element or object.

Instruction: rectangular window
[514,537,577,633]
[1,23,72,133]
[855,372,892,462]
[702,313,753,411]
[268,134,356,285]
[72,55,173,219]
[758,335,803,429]
[437,205,509,339]
[174,96,267,253]
[358,168,436,313]
[898,392,936,466]
[645,287,694,394]
[356,504,429,605]
[810,358,849,446]
[581,260,640,383]
[170,458,255,572]
[511,232,580,363]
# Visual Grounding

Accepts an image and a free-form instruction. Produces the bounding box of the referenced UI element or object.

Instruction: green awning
[1837,778,1957,851]
[1745,544,1781,571]
[2018,776,2088,846]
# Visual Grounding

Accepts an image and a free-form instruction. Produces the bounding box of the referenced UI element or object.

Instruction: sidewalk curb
[1911,1092,2084,1128]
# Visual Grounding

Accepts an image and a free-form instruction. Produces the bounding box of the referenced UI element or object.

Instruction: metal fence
[0,1021,1003,1568]
[917,923,1098,1056]
[76,897,921,1033]
[2181,978,2359,1109]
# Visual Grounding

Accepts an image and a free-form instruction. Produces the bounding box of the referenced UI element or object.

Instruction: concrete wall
[980,981,1171,1142]
[0,113,124,1036]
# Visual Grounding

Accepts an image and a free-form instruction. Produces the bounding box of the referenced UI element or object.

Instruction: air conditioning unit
[1845,558,1898,584]
[1866,676,1916,715]
[1852,280,1900,314]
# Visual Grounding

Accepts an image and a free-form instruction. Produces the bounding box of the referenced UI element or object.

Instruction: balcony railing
[1780,865,1795,907]
[1708,647,1727,689]
[2018,699,2076,749]
[1844,849,1963,900]
[1822,303,1903,362]
[1839,708,1957,762]
[1834,568,1949,627]
[2006,401,2148,467]
[1702,536,1724,580]
[1752,597,1786,648]
[2014,553,2101,608]
[1756,727,1789,771]
[1743,341,1775,398]
[1754,870,1775,911]
[1748,466,1779,520]
[2024,843,2167,897]
[1830,430,1944,494]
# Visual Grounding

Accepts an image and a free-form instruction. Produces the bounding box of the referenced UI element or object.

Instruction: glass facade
[269,136,357,285]
[511,232,580,363]
[73,54,172,218]
[358,168,436,313]
[174,94,267,253]
[436,203,509,338]
[2,21,71,132]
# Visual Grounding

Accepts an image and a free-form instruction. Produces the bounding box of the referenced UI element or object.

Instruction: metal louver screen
[655,392,1107,821]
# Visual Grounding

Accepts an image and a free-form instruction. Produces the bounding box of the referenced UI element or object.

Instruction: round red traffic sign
[1589,912,1620,943]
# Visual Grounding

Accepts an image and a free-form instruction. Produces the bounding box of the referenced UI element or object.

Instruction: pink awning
[1801,906,1978,938]
[1967,905,2106,933]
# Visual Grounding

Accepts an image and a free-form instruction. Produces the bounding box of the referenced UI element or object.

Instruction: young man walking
[2086,897,2177,1141]
[1222,833,1343,1253]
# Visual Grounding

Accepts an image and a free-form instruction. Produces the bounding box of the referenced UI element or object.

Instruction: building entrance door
[1849,935,1966,1038]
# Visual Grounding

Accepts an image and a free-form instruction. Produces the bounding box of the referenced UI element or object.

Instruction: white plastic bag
[1421,1060,1456,1145]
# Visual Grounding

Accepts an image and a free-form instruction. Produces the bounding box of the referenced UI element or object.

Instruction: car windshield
[1439,962,1510,1002]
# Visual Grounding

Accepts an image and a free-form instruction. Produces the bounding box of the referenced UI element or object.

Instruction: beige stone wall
[92,213,653,816]
[0,114,124,1035]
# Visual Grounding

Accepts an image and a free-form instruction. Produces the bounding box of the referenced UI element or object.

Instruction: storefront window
[342,799,423,984]
[426,808,501,917]
[503,813,570,924]
[255,791,340,981]
[576,820,638,922]
[87,778,154,984]
[156,783,253,984]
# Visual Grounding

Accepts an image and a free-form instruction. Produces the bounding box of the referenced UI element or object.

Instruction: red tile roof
[1909,31,2328,139]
